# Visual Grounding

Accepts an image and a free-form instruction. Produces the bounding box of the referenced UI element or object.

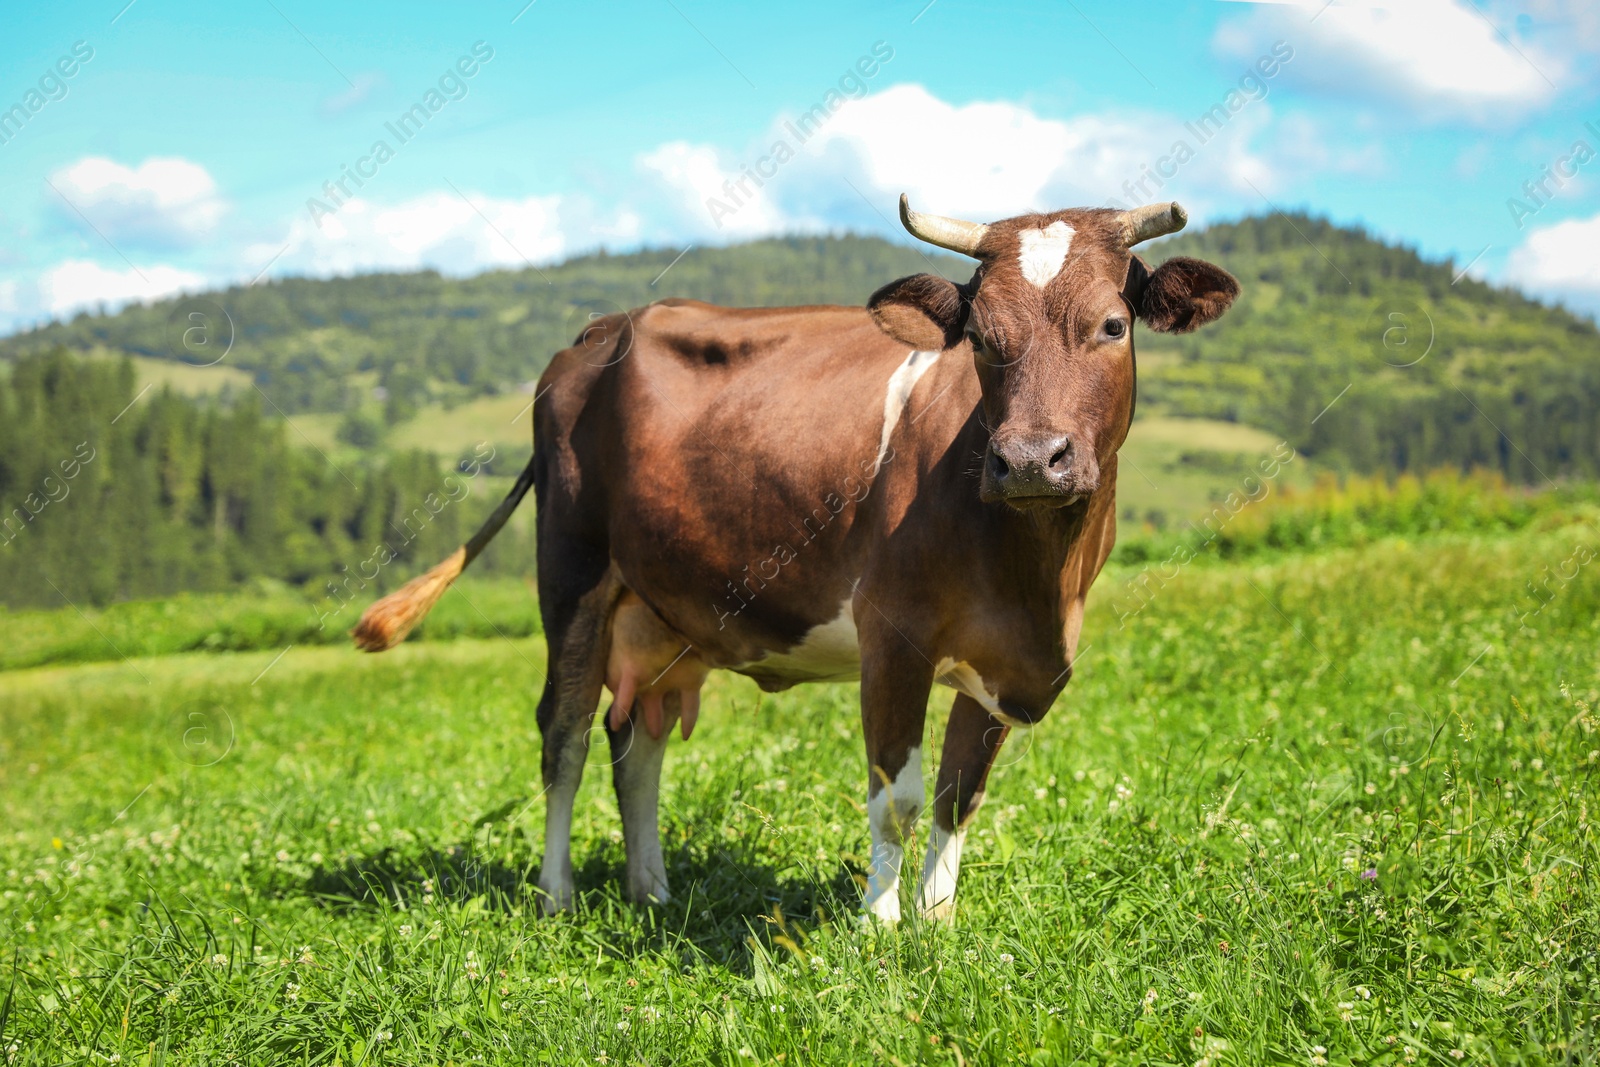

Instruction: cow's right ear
[867,274,968,350]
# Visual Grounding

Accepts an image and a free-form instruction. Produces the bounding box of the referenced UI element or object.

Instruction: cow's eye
[1104,318,1127,339]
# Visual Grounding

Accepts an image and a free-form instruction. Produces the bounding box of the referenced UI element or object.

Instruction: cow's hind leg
[607,692,680,904]
[535,566,618,914]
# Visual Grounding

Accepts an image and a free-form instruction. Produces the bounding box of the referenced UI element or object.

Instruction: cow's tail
[351,452,538,652]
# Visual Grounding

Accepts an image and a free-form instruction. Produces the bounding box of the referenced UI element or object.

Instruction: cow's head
[868,196,1239,510]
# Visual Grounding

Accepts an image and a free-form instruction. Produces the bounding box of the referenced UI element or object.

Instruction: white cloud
[1215,0,1558,122]
[256,190,573,280]
[638,84,1286,242]
[38,259,205,317]
[1506,211,1600,314]
[49,157,227,248]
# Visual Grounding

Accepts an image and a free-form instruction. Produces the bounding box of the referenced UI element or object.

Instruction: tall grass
[1114,468,1599,565]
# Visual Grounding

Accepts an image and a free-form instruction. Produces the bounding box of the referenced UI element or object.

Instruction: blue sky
[1,0,1597,332]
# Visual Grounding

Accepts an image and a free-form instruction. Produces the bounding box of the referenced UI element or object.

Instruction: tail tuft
[351,547,467,652]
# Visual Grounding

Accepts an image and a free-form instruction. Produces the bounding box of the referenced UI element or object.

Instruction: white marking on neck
[865,747,924,922]
[1017,220,1076,288]
[934,657,1031,728]
[877,349,939,469]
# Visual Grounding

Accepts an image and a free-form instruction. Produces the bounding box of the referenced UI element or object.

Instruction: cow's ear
[1124,255,1239,334]
[868,274,969,350]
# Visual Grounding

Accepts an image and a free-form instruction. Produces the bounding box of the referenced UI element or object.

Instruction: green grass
[0,577,538,672]
[3,518,1599,1064]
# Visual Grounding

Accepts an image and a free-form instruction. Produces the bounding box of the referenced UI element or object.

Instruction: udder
[605,590,710,741]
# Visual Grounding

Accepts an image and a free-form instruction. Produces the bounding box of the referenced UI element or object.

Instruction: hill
[3,216,1595,488]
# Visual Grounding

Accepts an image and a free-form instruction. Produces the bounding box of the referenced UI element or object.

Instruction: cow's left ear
[1124,255,1240,334]
[867,273,969,350]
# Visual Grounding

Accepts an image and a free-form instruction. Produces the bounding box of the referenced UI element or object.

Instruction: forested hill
[2,216,1598,483]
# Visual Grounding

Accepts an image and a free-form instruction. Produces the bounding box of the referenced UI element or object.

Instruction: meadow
[2,485,1599,1065]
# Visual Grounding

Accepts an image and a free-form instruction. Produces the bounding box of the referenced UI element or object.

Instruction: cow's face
[869,197,1238,511]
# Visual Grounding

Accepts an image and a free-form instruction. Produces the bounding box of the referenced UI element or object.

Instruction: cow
[352,194,1239,922]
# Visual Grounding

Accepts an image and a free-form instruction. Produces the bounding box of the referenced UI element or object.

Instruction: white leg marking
[877,350,940,470]
[864,747,924,923]
[538,777,578,913]
[1017,220,1076,288]
[615,718,672,904]
[918,822,966,920]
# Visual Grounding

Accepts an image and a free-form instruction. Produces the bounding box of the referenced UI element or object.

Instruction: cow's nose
[987,434,1074,496]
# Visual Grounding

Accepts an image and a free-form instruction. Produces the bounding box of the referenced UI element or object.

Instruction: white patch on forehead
[734,595,860,685]
[1016,220,1076,288]
[877,349,939,469]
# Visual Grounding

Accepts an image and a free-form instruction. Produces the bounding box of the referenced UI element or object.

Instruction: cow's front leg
[918,693,1009,920]
[859,638,934,923]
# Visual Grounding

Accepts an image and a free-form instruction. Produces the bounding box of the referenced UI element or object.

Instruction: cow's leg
[534,566,618,914]
[918,693,1009,920]
[607,691,679,904]
[859,639,935,923]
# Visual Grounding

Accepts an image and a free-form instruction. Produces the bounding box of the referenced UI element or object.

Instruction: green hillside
[3,216,1594,488]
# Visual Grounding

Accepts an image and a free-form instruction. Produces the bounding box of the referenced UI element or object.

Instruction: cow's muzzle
[982,432,1098,509]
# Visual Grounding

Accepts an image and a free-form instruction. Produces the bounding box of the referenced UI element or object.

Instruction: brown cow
[353,194,1238,921]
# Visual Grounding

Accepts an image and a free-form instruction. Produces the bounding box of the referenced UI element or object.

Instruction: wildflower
[1384,1035,1397,1044]
[999,953,1014,964]
[398,924,412,937]
[1355,986,1371,1000]
[1360,868,1378,880]
[1034,788,1048,800]
[1217,940,1230,954]
[284,982,300,1002]
[210,954,228,966]
[375,1031,392,1041]
[297,946,315,965]
[616,1020,630,1031]
[1449,1052,1464,1060]
[1338,1001,1355,1021]
[1143,988,1157,1013]
[275,850,291,862]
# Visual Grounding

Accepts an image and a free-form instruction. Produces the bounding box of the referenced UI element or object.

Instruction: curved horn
[1119,201,1188,247]
[899,194,990,257]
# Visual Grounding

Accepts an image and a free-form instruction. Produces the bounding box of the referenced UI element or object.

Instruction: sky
[1,0,1598,333]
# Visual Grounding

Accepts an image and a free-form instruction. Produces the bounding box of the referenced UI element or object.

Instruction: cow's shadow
[301,835,863,970]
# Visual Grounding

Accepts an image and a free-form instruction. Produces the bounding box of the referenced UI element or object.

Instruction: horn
[1119,201,1188,246]
[899,194,990,257]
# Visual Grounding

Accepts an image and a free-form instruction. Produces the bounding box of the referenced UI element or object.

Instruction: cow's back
[533,298,958,667]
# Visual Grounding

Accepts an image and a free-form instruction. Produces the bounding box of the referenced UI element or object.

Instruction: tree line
[0,350,533,610]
